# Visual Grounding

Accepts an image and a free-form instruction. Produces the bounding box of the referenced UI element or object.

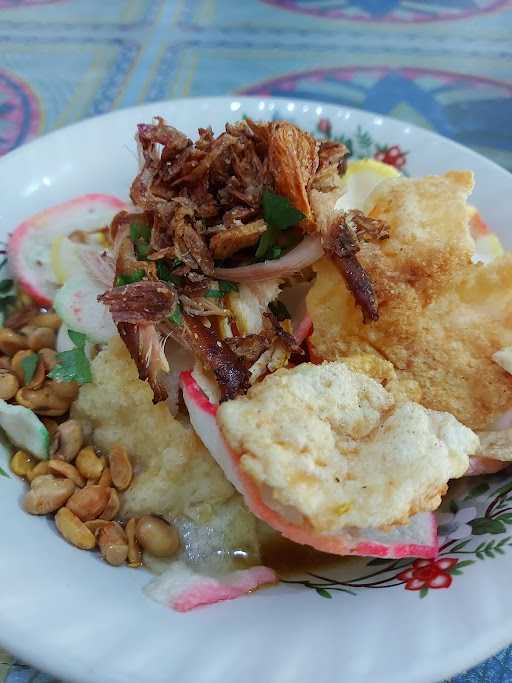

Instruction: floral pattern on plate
[283,474,512,600]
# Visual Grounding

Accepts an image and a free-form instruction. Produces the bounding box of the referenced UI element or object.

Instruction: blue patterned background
[1,1,512,681]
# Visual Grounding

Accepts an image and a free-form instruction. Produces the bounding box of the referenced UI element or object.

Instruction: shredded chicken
[118,322,169,402]
[101,116,353,401]
[98,281,176,324]
[267,122,319,231]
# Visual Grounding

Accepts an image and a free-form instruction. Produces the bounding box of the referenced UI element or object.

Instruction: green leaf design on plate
[315,588,332,599]
[453,560,474,570]
[493,480,512,499]
[366,558,396,566]
[496,513,512,524]
[464,482,490,500]
[476,538,512,559]
[469,517,506,535]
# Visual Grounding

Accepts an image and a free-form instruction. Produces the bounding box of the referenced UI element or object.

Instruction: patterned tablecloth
[1,1,512,681]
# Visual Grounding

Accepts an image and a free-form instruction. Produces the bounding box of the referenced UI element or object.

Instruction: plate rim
[0,94,511,184]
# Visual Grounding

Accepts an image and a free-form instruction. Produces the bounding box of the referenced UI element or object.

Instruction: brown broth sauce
[259,534,342,576]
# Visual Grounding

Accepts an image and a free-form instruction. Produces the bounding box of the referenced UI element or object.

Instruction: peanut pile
[14,437,179,566]
[0,312,78,414]
[5,307,179,568]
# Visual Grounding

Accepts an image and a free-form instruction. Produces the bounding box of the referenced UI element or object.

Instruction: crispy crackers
[307,171,512,430]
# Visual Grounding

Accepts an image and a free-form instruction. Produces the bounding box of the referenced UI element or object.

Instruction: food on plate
[8,194,127,306]
[217,362,477,531]
[3,116,512,612]
[71,336,234,519]
[182,370,440,559]
[306,173,512,431]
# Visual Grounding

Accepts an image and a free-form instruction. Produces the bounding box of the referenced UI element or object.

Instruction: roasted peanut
[100,488,120,521]
[108,444,133,491]
[20,325,35,337]
[66,485,110,521]
[98,466,112,488]
[126,518,142,567]
[16,386,70,416]
[0,328,28,355]
[38,348,57,372]
[51,420,83,463]
[84,519,111,535]
[26,460,50,483]
[23,474,75,514]
[98,522,128,566]
[28,327,56,352]
[0,356,11,371]
[0,370,19,400]
[46,380,79,401]
[75,446,103,480]
[10,450,38,477]
[135,515,180,558]
[48,459,85,487]
[31,313,61,330]
[55,507,96,550]
[42,418,59,436]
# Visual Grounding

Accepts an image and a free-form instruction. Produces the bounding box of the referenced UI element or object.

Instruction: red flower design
[397,558,457,591]
[374,144,408,170]
[317,117,332,137]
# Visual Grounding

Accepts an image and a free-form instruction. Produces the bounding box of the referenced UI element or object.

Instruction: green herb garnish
[130,222,152,260]
[263,190,305,231]
[129,222,151,243]
[269,246,282,260]
[168,304,183,325]
[0,466,9,478]
[255,190,305,259]
[269,300,290,321]
[48,329,92,385]
[21,353,39,385]
[115,270,145,287]
[157,261,183,286]
[206,280,239,298]
[68,330,87,348]
[135,242,151,259]
[218,281,239,294]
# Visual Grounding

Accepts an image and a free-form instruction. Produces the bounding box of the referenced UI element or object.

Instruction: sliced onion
[214,236,324,282]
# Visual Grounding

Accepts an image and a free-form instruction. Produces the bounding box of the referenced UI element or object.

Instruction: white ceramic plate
[1,96,512,683]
